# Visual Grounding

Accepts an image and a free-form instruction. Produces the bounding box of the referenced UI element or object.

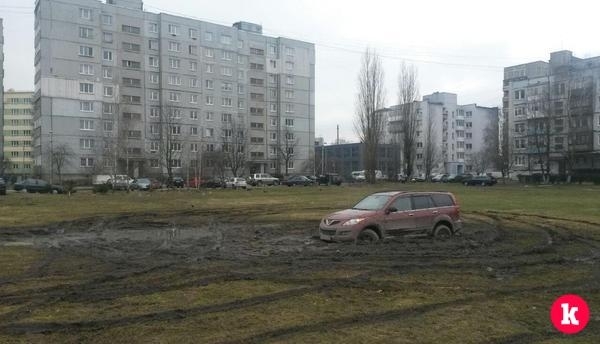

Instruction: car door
[383,196,416,236]
[411,195,436,233]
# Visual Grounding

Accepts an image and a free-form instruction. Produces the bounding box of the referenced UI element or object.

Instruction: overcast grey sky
[2,0,600,143]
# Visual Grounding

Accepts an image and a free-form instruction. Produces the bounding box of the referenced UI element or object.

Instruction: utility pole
[336,125,339,145]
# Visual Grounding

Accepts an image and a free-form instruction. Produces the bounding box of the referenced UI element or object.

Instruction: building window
[514,90,525,100]
[149,23,158,33]
[79,63,94,75]
[168,75,182,85]
[205,79,214,89]
[286,61,294,70]
[190,61,198,71]
[206,64,214,73]
[80,119,94,130]
[150,141,159,153]
[102,15,113,25]
[286,75,295,85]
[221,113,232,122]
[170,58,180,69]
[189,45,198,55]
[79,46,93,57]
[222,98,233,107]
[148,39,159,50]
[103,121,113,132]
[122,42,140,52]
[285,47,295,56]
[206,112,214,121]
[205,128,214,138]
[221,35,232,45]
[80,101,94,112]
[169,41,181,52]
[79,8,92,20]
[222,67,233,76]
[79,82,94,94]
[80,157,94,168]
[285,118,294,127]
[221,51,233,61]
[190,110,198,119]
[204,32,213,41]
[238,100,245,109]
[191,126,199,136]
[285,90,294,99]
[122,60,141,69]
[169,92,181,102]
[168,24,179,35]
[190,78,199,88]
[270,103,277,112]
[150,108,160,118]
[190,94,198,104]
[102,50,113,61]
[150,91,159,101]
[149,56,159,67]
[103,32,113,43]
[122,25,140,35]
[79,27,93,39]
[250,47,265,56]
[80,138,95,149]
[237,40,244,49]
[285,104,294,113]
[150,73,159,84]
[103,86,114,97]
[103,103,114,114]
[206,96,214,105]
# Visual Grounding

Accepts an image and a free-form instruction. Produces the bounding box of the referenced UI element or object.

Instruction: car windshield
[137,178,150,183]
[352,194,392,211]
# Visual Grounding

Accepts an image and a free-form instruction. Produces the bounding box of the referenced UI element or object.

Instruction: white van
[351,170,384,181]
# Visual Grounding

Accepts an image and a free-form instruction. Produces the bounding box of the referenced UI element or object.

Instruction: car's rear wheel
[480,182,486,186]
[433,224,452,239]
[464,182,469,186]
[356,228,379,244]
[273,180,280,186]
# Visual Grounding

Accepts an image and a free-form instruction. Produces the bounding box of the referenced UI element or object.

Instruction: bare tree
[563,77,593,183]
[159,105,182,181]
[0,157,11,178]
[499,110,513,182]
[482,116,501,173]
[471,150,490,175]
[397,62,420,179]
[221,116,250,177]
[528,85,552,183]
[277,127,299,176]
[354,48,386,184]
[422,110,439,180]
[48,143,73,184]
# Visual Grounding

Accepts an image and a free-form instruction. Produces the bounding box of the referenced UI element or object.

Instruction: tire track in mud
[217,280,600,344]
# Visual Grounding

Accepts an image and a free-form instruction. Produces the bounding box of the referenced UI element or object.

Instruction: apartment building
[3,90,34,178]
[503,50,600,177]
[1,18,4,164]
[386,92,499,176]
[33,0,315,181]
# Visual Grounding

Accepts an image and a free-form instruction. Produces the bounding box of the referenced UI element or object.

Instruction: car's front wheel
[356,228,380,244]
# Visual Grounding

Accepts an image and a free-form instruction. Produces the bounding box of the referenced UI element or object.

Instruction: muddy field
[0,210,599,343]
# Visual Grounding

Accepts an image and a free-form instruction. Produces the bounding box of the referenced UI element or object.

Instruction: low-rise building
[315,142,396,180]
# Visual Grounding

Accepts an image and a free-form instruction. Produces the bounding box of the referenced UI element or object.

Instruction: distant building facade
[503,50,600,177]
[33,0,315,181]
[386,92,499,176]
[1,18,4,165]
[315,142,395,180]
[3,90,34,178]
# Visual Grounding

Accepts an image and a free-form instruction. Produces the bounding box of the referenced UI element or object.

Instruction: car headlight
[343,218,365,226]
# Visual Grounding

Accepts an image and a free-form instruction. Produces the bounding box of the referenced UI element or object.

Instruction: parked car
[446,174,458,183]
[0,178,6,196]
[317,173,342,186]
[167,176,185,188]
[351,170,384,182]
[224,177,248,189]
[451,173,473,183]
[109,175,133,190]
[201,179,224,189]
[247,173,279,186]
[282,175,314,187]
[432,174,448,183]
[464,175,496,186]
[187,177,201,188]
[319,191,462,243]
[150,178,162,189]
[131,178,153,191]
[13,178,61,193]
[305,175,318,182]
[411,175,426,182]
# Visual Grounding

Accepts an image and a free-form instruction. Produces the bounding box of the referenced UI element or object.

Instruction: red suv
[319,191,462,243]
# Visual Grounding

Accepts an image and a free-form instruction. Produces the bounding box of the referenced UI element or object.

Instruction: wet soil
[0,211,599,342]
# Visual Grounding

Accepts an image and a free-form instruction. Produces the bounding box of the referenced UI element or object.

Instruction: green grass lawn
[0,183,599,228]
[1,183,599,343]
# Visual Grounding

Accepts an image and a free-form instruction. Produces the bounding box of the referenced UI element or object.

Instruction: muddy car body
[320,191,462,242]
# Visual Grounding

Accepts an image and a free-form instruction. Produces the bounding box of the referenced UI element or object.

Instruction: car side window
[391,197,412,211]
[412,195,433,210]
[431,194,453,207]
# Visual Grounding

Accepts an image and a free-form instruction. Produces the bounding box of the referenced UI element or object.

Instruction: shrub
[93,183,111,194]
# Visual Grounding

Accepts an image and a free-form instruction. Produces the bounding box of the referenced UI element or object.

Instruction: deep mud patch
[0,212,599,342]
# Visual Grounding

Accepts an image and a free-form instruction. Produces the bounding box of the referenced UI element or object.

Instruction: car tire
[274,180,280,186]
[433,224,453,239]
[464,182,468,186]
[356,229,380,244]
[481,182,486,186]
